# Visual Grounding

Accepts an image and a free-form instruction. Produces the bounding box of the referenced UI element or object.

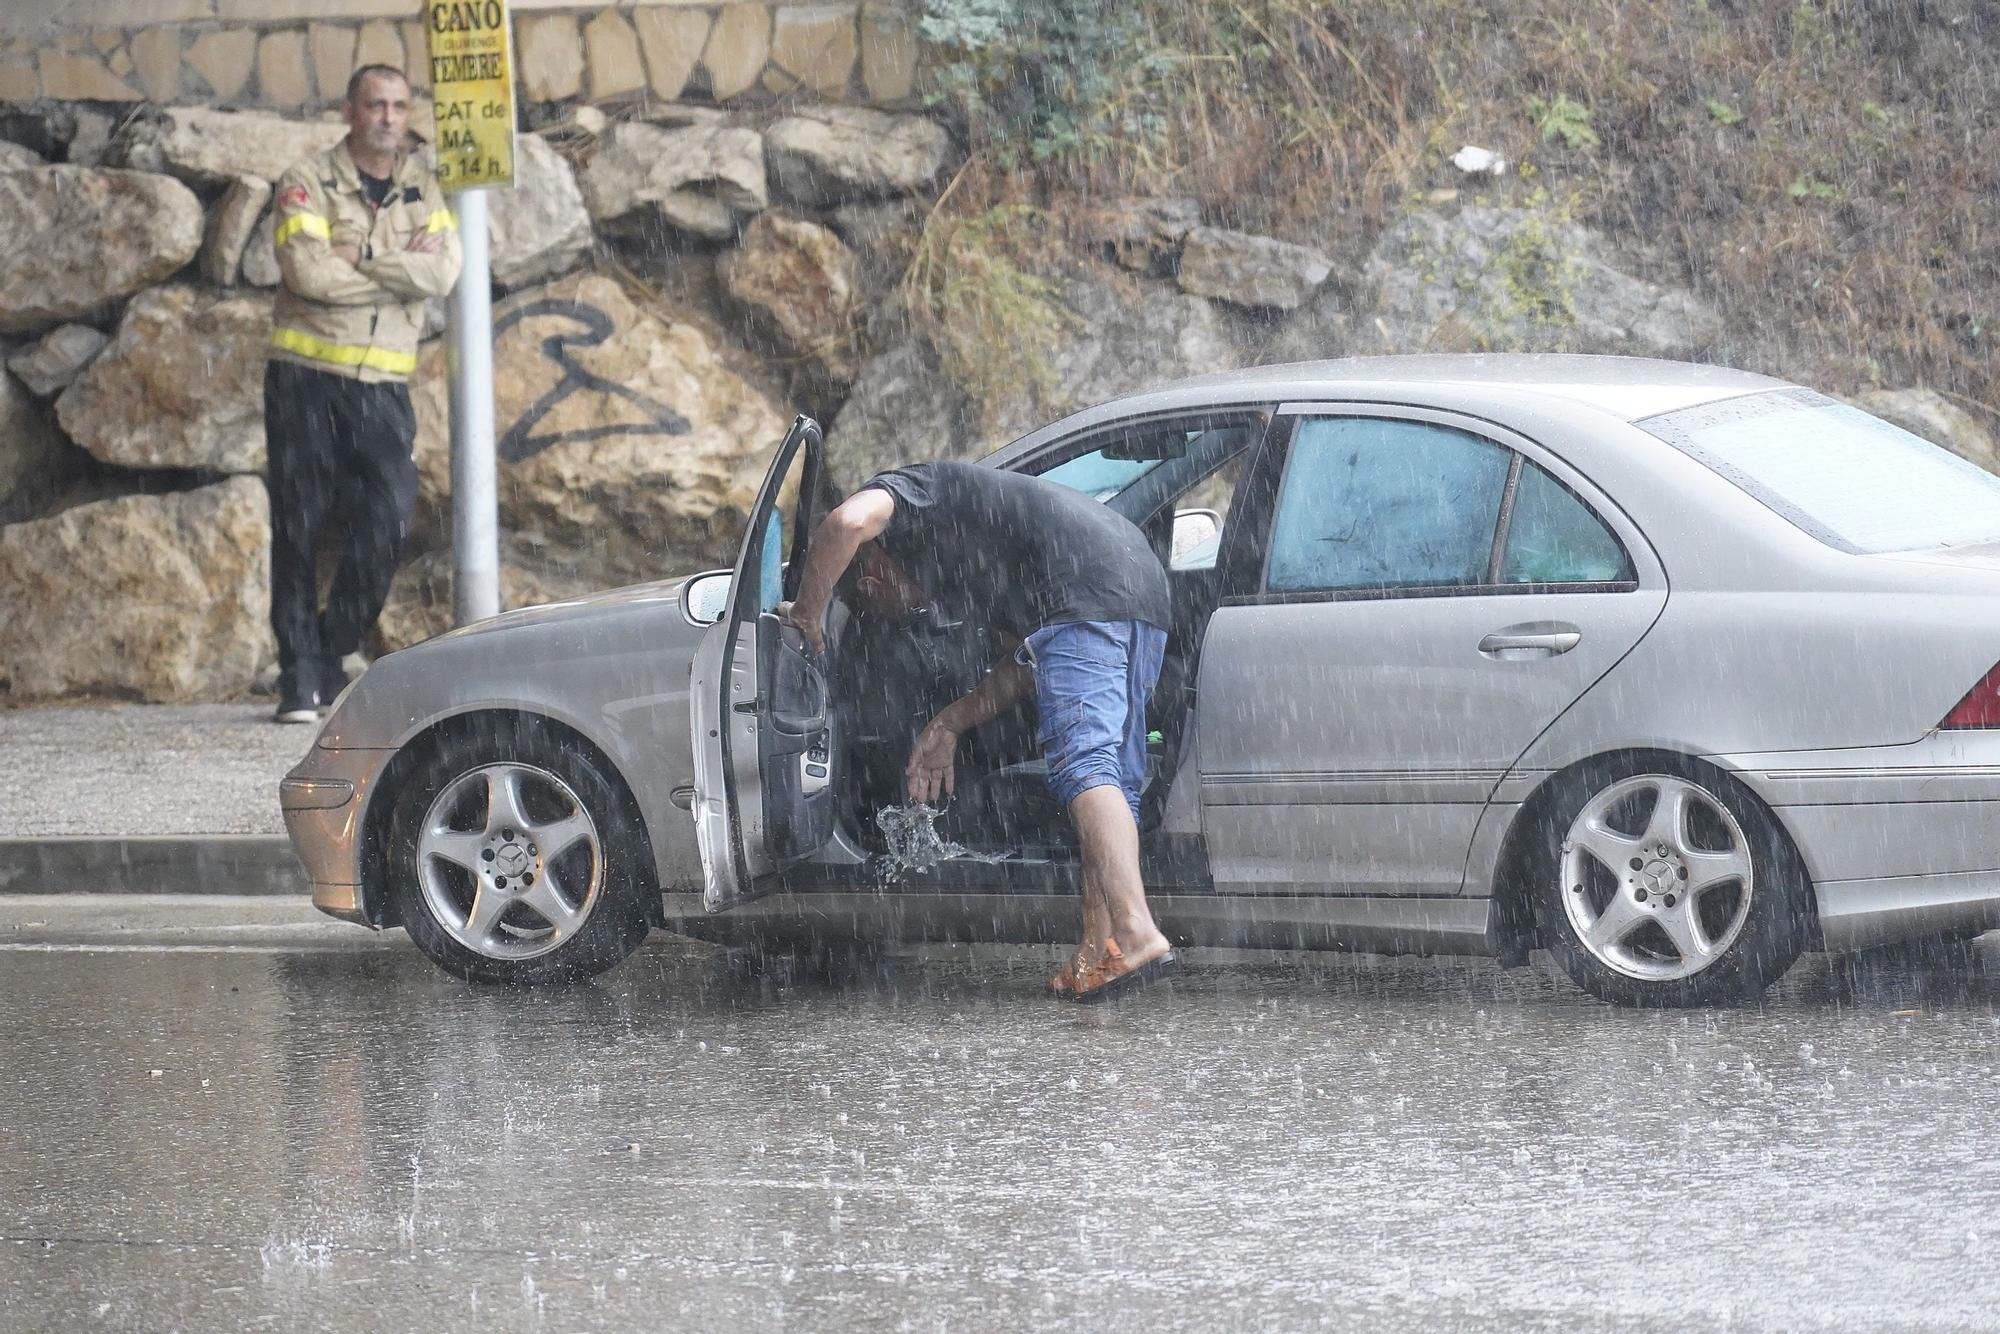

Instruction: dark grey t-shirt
[861,460,1170,635]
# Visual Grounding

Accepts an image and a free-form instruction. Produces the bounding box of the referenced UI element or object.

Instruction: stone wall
[0,2,919,112]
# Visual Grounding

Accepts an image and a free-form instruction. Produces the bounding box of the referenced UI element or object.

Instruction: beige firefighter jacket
[268,138,462,383]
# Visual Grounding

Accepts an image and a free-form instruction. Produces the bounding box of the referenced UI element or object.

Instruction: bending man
[782,460,1177,1003]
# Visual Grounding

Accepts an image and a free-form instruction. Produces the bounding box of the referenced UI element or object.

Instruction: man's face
[344,73,411,159]
[851,544,926,618]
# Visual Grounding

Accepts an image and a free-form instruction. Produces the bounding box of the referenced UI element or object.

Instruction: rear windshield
[1639,388,2000,554]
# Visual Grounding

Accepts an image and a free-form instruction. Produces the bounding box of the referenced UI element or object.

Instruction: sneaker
[273,690,320,724]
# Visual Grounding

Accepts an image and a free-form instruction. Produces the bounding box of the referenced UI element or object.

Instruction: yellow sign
[424,0,517,191]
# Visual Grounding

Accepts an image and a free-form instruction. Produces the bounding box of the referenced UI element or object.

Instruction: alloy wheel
[1558,773,1755,982]
[416,762,605,961]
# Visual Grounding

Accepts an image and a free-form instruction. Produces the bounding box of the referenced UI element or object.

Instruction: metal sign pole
[448,187,499,625]
[427,0,516,627]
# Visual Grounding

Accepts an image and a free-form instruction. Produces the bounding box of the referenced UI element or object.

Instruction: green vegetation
[1704,98,1746,127]
[907,0,2000,428]
[900,200,1077,423]
[1527,94,1600,150]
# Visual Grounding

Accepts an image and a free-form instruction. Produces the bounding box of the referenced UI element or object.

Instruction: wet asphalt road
[4,900,2000,1332]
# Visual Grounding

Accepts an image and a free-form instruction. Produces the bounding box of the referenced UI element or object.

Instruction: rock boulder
[199,174,272,286]
[0,166,204,334]
[6,323,107,398]
[719,214,863,385]
[111,106,345,185]
[0,476,272,702]
[489,132,595,289]
[580,120,766,242]
[411,272,788,588]
[57,284,272,474]
[765,107,955,204]
[1176,225,1333,311]
[0,141,44,168]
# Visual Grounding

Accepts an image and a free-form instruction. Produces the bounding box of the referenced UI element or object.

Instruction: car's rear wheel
[386,721,652,984]
[1532,759,1810,1007]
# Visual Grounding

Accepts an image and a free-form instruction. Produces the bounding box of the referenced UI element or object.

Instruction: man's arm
[905,654,1034,805]
[780,488,895,652]
[271,169,400,307]
[361,201,464,299]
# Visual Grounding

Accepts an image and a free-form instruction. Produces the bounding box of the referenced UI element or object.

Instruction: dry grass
[926,0,2000,424]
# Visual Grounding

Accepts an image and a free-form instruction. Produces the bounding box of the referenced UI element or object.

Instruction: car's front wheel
[1532,760,1811,1007]
[385,721,653,984]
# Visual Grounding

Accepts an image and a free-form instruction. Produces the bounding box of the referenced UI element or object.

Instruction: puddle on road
[872,804,1013,882]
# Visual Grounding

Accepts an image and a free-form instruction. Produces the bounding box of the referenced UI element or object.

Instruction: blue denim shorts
[1017,620,1168,819]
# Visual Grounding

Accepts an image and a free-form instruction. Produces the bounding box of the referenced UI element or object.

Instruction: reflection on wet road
[4,913,1998,1331]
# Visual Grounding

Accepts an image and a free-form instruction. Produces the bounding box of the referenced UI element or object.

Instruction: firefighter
[264,63,462,722]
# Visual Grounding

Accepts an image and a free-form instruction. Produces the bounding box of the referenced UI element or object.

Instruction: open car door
[689,415,839,911]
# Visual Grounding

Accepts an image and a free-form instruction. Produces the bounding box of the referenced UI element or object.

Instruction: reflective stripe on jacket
[268,139,462,384]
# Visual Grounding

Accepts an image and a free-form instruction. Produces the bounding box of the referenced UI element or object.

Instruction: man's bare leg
[1068,784,1170,971]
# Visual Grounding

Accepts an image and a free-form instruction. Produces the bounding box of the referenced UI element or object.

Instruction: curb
[0,836,303,895]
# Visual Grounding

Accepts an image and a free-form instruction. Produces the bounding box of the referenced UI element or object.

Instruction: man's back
[861,460,1171,636]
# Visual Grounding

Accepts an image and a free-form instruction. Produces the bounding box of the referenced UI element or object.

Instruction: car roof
[1157,354,1790,422]
[984,353,1795,476]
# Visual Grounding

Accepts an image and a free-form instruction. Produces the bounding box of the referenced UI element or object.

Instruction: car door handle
[1479,627,1581,658]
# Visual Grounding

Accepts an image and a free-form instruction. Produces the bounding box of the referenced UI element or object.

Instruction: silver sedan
[282,355,2000,1006]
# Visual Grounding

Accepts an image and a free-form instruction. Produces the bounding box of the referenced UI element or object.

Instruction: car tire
[385,719,653,985]
[1530,757,1811,1007]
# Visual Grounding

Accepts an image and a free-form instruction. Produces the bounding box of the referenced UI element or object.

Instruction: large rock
[240,208,281,288]
[1074,196,1200,274]
[1859,388,2000,472]
[1176,225,1332,311]
[828,268,1255,489]
[0,476,272,702]
[0,367,67,515]
[1361,206,1723,354]
[0,141,44,169]
[488,133,594,290]
[579,120,766,242]
[111,106,345,185]
[719,213,863,385]
[765,107,955,204]
[57,285,272,474]
[199,174,272,286]
[6,323,107,398]
[0,166,204,334]
[411,272,788,587]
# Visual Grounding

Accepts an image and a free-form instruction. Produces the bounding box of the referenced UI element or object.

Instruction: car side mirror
[680,569,733,626]
[1171,508,1221,561]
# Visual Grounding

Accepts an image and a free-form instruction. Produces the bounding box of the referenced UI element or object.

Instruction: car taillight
[1941,664,2000,729]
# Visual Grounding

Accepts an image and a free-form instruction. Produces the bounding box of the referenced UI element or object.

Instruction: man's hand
[332,242,361,265]
[905,717,960,806]
[407,230,444,254]
[776,600,824,655]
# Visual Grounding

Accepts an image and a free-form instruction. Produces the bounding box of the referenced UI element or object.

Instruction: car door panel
[1195,405,1668,897]
[690,415,837,911]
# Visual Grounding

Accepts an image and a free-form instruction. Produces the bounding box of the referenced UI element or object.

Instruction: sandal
[1066,938,1178,1004]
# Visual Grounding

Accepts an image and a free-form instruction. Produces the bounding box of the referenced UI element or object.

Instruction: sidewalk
[0,704,309,894]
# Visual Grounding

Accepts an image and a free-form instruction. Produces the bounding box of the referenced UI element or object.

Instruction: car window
[1036,450,1162,501]
[1266,417,1511,593]
[1640,388,2000,554]
[1501,461,1631,584]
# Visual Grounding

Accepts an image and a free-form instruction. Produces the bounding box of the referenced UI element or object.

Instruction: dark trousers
[263,359,418,701]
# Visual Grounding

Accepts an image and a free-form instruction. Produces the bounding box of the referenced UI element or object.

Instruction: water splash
[873,803,1012,881]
